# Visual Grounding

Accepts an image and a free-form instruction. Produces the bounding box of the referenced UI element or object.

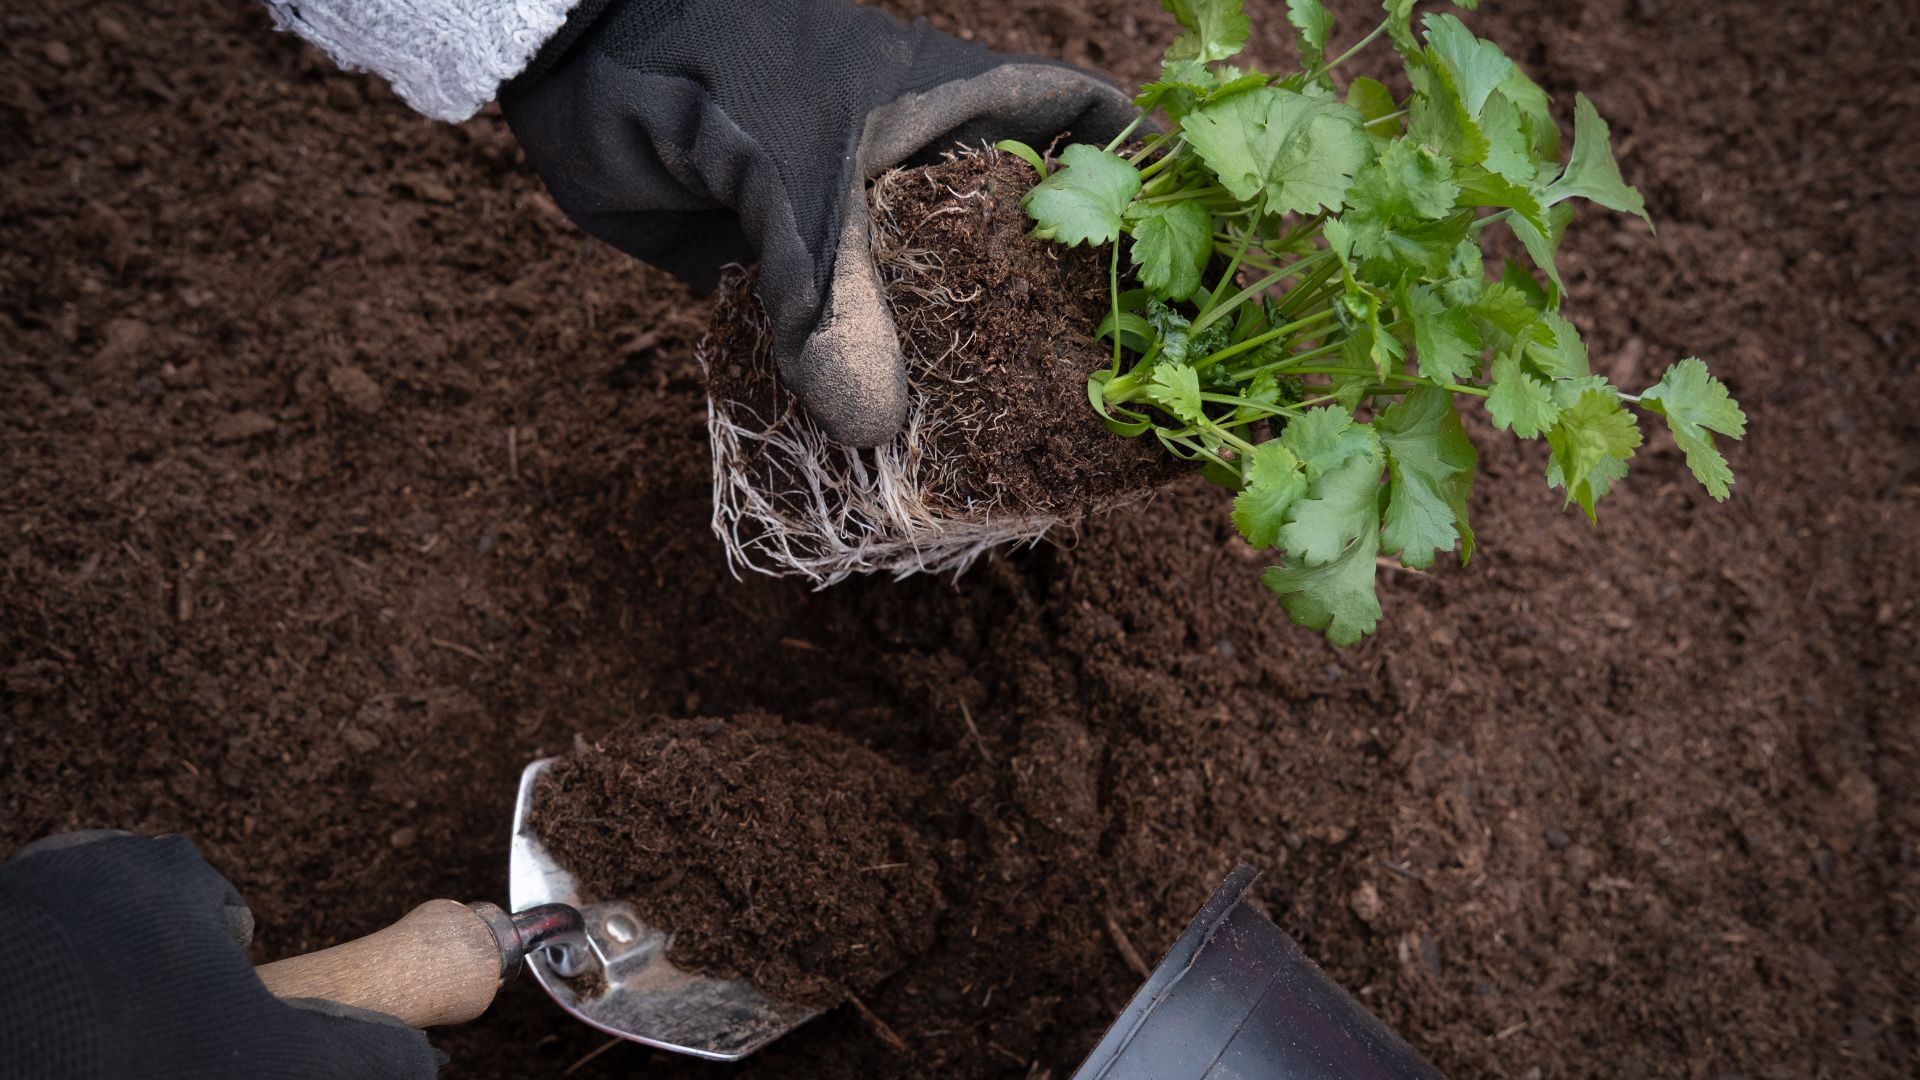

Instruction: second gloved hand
[500,0,1137,446]
[0,833,442,1080]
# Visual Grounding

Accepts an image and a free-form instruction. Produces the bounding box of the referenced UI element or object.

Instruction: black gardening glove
[0,833,443,1080]
[500,0,1138,446]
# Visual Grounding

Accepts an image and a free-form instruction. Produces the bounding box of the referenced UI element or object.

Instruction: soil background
[3,1,1916,1078]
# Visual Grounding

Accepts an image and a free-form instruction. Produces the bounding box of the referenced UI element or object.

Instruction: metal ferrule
[468,900,588,981]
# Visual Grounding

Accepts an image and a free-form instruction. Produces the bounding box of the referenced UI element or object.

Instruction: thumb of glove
[764,172,911,448]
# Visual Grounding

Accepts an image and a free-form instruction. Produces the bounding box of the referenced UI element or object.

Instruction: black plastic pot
[1071,865,1442,1080]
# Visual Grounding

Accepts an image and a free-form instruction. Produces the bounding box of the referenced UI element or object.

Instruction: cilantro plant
[1000,0,1744,645]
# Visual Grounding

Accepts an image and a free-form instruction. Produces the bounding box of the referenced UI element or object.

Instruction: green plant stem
[1228,337,1352,381]
[1285,368,1491,398]
[1279,280,1344,320]
[1102,370,1145,402]
[1136,184,1229,206]
[1195,226,1256,324]
[1363,108,1408,131]
[1215,244,1290,274]
[1194,306,1340,369]
[1164,434,1238,473]
[1188,422,1258,457]
[1108,241,1122,372]
[1201,394,1297,419]
[1274,252,1339,310]
[1136,164,1182,197]
[1313,17,1389,79]
[1269,212,1328,252]
[1193,266,1294,333]
[1136,147,1186,184]
[1470,209,1513,235]
[1103,115,1147,154]
[1129,131,1179,165]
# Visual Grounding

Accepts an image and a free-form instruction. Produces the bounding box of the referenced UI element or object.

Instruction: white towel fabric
[263,0,581,121]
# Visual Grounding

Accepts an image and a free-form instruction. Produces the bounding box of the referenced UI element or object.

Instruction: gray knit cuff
[264,0,581,122]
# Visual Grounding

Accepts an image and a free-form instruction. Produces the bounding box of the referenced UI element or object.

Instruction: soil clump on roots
[534,714,943,1008]
[704,148,1175,583]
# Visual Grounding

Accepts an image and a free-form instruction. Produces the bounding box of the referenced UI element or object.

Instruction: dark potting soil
[2,2,1916,1079]
[533,715,942,1008]
[705,149,1176,520]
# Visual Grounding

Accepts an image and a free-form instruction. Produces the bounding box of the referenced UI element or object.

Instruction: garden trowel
[504,758,819,1058]
[250,757,818,1061]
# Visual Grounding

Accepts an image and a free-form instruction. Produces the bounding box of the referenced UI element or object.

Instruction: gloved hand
[0,833,443,1080]
[499,0,1138,446]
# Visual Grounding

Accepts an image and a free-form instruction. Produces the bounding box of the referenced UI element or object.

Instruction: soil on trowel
[706,149,1178,519]
[533,714,943,1008]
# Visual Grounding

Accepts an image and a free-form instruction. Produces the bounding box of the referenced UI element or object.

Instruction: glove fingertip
[793,315,911,448]
[279,998,447,1079]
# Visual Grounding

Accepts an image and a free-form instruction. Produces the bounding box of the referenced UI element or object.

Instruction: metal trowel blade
[508,758,821,1061]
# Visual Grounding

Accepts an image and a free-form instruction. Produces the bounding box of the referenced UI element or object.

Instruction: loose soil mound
[534,715,942,1008]
[2,2,1915,1079]
[704,149,1173,583]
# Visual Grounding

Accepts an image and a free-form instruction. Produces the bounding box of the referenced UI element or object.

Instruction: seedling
[1003,0,1744,644]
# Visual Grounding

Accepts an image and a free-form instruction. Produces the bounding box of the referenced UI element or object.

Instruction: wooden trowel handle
[254,900,582,1028]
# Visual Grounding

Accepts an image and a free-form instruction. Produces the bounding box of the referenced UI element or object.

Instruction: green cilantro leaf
[1455,168,1548,235]
[1142,298,1196,365]
[1144,297,1192,338]
[1505,199,1574,294]
[1183,87,1373,216]
[1525,311,1590,379]
[1402,282,1481,383]
[1145,361,1207,425]
[1383,0,1419,56]
[1408,56,1490,168]
[1478,90,1536,184]
[1354,139,1462,219]
[1235,368,1286,424]
[1286,0,1336,70]
[1471,280,1542,340]
[1440,237,1487,307]
[1487,350,1561,438]
[1459,169,1561,291]
[1548,374,1615,409]
[1376,385,1478,568]
[1278,451,1386,565]
[1347,76,1400,137]
[1498,67,1560,165]
[1023,144,1141,247]
[1322,214,1356,265]
[1137,79,1208,122]
[1640,358,1745,499]
[1545,94,1651,227]
[1338,276,1407,377]
[1544,389,1640,520]
[1499,256,1551,311]
[1341,140,1467,280]
[1129,201,1213,301]
[1162,0,1251,65]
[1261,526,1382,646]
[1232,441,1309,548]
[1422,13,1513,117]
[1279,405,1377,480]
